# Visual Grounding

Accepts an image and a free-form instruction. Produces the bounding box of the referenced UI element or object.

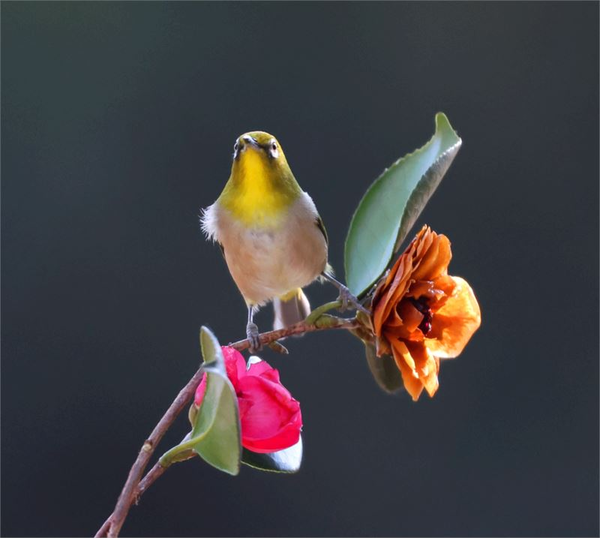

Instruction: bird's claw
[337,284,370,316]
[246,322,262,353]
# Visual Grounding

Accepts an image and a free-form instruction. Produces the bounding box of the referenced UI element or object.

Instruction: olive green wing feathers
[315,215,328,245]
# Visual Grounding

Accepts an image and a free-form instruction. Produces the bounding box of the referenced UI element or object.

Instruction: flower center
[409,297,432,335]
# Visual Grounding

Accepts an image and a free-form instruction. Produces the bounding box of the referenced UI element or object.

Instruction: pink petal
[194,373,207,407]
[195,347,246,407]
[243,412,302,453]
[221,346,247,385]
[247,360,281,383]
[237,376,302,453]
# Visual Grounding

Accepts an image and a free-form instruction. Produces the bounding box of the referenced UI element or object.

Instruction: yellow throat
[218,131,302,227]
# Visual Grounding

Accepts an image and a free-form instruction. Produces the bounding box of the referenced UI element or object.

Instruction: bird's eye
[271,142,277,151]
[233,142,239,152]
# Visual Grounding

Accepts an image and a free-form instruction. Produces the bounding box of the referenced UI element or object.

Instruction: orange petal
[397,300,424,333]
[412,234,439,280]
[412,234,452,282]
[376,334,391,356]
[373,257,412,334]
[372,297,388,336]
[421,275,456,310]
[426,276,481,359]
[391,340,424,401]
[387,231,430,307]
[386,310,403,328]
[406,279,435,298]
[432,274,457,298]
[413,226,434,261]
[406,341,439,398]
[373,257,405,334]
[435,235,452,278]
[386,257,412,310]
[391,337,416,371]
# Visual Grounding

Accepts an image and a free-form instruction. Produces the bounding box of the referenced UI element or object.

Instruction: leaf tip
[199,325,224,368]
[434,112,462,146]
[434,111,450,126]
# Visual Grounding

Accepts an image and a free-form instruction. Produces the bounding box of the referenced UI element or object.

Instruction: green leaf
[241,436,303,474]
[344,113,462,297]
[365,343,404,394]
[200,325,226,374]
[191,327,241,475]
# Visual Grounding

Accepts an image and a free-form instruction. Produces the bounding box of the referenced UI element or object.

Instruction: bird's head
[219,131,302,223]
[230,131,292,182]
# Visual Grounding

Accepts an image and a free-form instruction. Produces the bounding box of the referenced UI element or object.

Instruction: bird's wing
[315,215,328,245]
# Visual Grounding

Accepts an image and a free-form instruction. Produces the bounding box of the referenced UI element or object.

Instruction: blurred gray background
[2,2,598,536]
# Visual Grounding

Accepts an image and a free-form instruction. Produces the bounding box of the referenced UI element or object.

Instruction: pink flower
[194,347,302,454]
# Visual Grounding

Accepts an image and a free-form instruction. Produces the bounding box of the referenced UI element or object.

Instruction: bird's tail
[273,288,311,331]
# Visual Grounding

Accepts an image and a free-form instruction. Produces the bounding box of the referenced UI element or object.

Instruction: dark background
[2,2,598,537]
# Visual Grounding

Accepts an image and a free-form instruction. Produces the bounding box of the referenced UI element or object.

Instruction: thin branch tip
[95,313,362,537]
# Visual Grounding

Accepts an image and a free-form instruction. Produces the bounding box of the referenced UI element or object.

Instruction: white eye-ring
[269,140,279,159]
[233,141,240,158]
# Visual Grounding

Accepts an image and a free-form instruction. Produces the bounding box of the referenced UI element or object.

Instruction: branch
[95,315,361,537]
[95,367,205,538]
[134,462,167,503]
[230,313,359,351]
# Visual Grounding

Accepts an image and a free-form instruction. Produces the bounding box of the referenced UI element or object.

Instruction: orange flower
[371,226,481,401]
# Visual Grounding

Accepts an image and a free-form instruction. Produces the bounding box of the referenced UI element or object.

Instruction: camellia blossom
[371,225,481,401]
[195,347,302,453]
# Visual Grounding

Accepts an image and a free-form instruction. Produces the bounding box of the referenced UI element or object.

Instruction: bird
[201,131,365,351]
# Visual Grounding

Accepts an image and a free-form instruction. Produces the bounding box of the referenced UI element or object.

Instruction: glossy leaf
[344,113,462,297]
[190,327,241,475]
[199,326,226,374]
[365,343,404,394]
[242,436,303,473]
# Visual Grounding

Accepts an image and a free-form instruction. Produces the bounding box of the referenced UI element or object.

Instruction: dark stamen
[409,297,433,336]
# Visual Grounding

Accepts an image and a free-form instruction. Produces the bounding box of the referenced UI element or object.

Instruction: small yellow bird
[201,131,363,351]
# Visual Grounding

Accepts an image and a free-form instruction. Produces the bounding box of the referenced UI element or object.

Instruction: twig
[230,314,359,351]
[95,367,205,538]
[134,463,166,504]
[95,516,112,538]
[133,449,196,505]
[95,315,361,537]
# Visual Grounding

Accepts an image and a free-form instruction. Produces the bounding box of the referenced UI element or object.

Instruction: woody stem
[95,314,361,538]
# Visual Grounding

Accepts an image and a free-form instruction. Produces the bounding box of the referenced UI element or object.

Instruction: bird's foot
[321,271,371,316]
[337,284,370,316]
[246,322,262,353]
